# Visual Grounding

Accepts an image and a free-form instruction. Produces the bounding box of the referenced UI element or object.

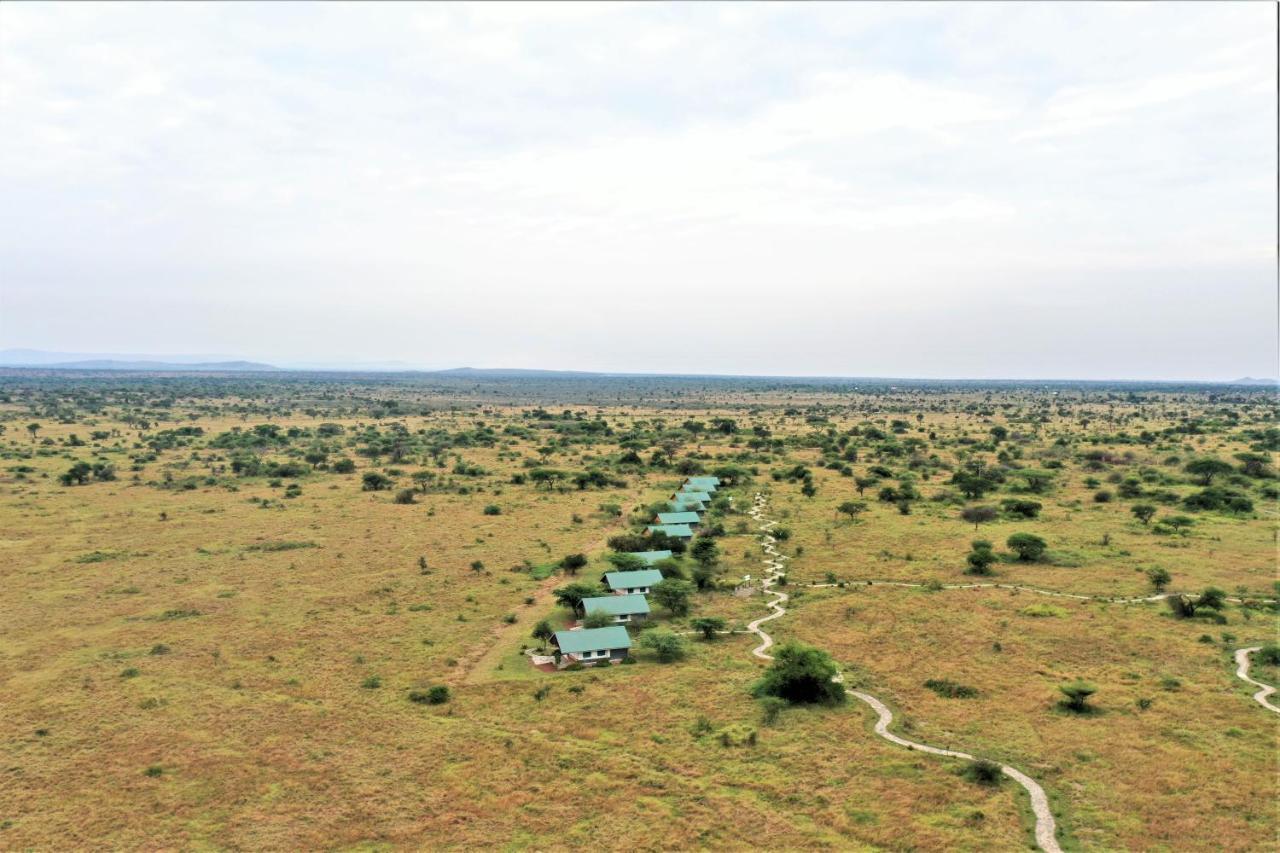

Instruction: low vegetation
[0,372,1274,850]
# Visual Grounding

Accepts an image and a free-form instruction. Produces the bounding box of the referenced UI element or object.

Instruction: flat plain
[1,371,1275,850]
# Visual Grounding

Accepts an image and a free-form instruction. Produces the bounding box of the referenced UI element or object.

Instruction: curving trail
[807,579,1270,606]
[745,497,790,659]
[1234,647,1280,714]
[747,492,1063,853]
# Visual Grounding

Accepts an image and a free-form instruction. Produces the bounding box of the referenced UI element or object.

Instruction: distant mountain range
[0,350,278,372]
[0,349,1274,384]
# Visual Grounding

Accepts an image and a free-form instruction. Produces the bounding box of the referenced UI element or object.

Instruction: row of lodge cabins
[549,475,721,666]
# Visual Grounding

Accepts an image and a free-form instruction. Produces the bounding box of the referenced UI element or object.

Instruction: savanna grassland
[0,371,1276,851]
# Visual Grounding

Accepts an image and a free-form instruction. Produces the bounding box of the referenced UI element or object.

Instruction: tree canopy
[752,642,845,705]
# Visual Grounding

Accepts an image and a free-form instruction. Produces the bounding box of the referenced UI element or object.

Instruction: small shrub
[1256,644,1280,666]
[361,675,382,689]
[924,678,978,699]
[1058,680,1097,712]
[409,685,450,705]
[1021,603,1067,618]
[963,759,1003,786]
[759,696,788,725]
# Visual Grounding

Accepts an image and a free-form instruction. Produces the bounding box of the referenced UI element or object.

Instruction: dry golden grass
[0,387,1275,850]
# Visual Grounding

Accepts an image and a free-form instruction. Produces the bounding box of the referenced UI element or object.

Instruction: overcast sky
[1,2,1275,379]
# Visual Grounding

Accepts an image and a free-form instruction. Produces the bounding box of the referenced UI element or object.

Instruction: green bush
[1256,644,1280,666]
[409,685,450,705]
[963,759,1003,786]
[640,628,686,663]
[1006,532,1047,562]
[752,642,845,705]
[924,678,978,698]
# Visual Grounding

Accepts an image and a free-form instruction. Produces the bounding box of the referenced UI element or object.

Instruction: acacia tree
[60,461,93,486]
[690,616,727,640]
[362,472,393,491]
[1146,567,1172,592]
[837,500,867,520]
[690,538,720,568]
[652,578,693,616]
[961,506,997,530]
[1184,458,1233,486]
[552,582,600,614]
[1058,681,1097,712]
[559,553,588,576]
[531,620,555,648]
[1131,504,1157,525]
[1006,532,1047,562]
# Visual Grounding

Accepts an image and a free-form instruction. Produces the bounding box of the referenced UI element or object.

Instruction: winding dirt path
[746,493,1063,853]
[1234,647,1280,714]
[807,579,1269,606]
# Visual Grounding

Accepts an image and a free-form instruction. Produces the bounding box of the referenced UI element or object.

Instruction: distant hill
[1230,377,1277,386]
[41,359,280,372]
[432,366,610,379]
[0,349,278,372]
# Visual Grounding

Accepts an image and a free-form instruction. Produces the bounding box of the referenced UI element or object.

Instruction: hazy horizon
[2,2,1276,381]
[1,346,1275,384]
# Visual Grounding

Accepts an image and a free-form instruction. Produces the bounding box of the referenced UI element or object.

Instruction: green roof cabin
[684,476,720,491]
[654,510,701,526]
[602,568,664,594]
[668,497,706,512]
[647,523,693,539]
[673,490,711,503]
[582,594,650,623]
[553,626,632,665]
[627,550,672,566]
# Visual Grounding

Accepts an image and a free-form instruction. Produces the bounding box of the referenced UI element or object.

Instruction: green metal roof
[603,568,664,589]
[627,550,672,565]
[675,490,711,502]
[685,476,720,488]
[554,625,632,654]
[582,594,651,616]
[647,523,693,538]
[668,498,705,512]
[656,511,700,525]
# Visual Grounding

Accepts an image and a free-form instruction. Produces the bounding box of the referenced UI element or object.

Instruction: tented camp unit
[647,523,693,539]
[654,511,701,526]
[626,550,672,566]
[581,594,650,623]
[673,490,711,504]
[667,497,706,512]
[602,568,664,594]
[552,626,632,665]
[684,476,720,492]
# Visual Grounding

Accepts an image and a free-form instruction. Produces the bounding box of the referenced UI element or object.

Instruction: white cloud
[0,1,1274,379]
